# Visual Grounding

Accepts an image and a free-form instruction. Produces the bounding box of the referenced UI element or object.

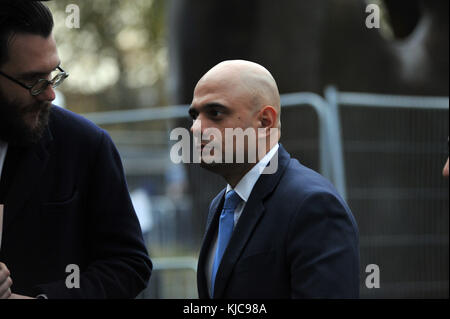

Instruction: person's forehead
[191,90,224,113]
[191,85,243,112]
[4,33,59,74]
[193,75,248,104]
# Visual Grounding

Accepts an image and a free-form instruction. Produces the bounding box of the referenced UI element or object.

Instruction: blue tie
[210,190,241,297]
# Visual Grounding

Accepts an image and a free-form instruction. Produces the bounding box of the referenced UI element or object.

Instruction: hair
[0,0,54,66]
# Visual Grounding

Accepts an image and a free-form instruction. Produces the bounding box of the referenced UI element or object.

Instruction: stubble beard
[0,90,51,146]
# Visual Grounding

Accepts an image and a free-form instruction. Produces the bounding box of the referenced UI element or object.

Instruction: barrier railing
[82,88,449,298]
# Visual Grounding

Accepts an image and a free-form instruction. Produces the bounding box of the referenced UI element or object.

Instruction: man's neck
[223,163,255,189]
[223,142,279,188]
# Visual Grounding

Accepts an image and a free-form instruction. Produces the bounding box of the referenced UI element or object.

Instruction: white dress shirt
[0,141,8,187]
[0,141,5,250]
[206,143,279,295]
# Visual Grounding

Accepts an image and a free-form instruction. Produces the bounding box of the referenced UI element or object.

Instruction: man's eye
[23,76,42,85]
[24,73,52,83]
[21,77,36,83]
[210,110,222,117]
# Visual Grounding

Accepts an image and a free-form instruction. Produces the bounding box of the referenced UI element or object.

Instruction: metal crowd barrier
[82,88,449,298]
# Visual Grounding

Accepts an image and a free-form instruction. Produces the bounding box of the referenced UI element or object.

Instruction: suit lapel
[3,127,52,231]
[213,145,292,298]
[213,195,265,298]
[197,188,225,298]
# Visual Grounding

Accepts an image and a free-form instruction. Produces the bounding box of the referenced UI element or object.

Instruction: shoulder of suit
[210,188,226,207]
[281,157,339,197]
[48,105,107,144]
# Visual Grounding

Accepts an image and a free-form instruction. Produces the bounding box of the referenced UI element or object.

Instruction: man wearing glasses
[0,1,152,298]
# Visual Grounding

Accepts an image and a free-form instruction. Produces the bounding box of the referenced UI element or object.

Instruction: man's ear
[258,105,278,129]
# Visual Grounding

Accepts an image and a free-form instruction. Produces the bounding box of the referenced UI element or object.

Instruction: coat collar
[198,144,292,298]
[2,122,53,231]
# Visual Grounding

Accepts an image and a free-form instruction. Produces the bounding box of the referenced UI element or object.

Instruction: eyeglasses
[0,66,69,96]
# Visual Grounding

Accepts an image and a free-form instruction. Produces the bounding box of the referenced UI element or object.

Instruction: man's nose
[35,84,56,102]
[190,118,202,134]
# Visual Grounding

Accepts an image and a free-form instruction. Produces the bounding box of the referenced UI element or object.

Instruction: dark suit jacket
[197,145,359,298]
[0,106,152,298]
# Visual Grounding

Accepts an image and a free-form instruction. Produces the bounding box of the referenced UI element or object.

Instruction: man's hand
[8,293,35,299]
[443,157,449,178]
[0,262,13,299]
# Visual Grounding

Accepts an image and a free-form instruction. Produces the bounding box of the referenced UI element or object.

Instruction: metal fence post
[280,92,332,181]
[324,85,347,200]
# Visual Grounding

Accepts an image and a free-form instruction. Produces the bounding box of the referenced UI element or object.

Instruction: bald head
[196,60,281,126]
[190,60,281,184]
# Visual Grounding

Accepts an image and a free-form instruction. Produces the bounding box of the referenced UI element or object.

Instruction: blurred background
[46,0,448,298]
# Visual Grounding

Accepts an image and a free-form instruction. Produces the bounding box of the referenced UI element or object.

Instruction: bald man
[190,60,360,299]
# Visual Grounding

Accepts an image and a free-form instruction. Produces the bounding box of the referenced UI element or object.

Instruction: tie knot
[223,190,241,210]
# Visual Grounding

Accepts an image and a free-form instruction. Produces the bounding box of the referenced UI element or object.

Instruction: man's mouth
[24,101,51,114]
[193,140,207,151]
[200,142,218,152]
[23,103,51,127]
[194,139,222,155]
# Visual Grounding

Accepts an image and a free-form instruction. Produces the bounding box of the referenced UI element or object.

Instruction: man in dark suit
[190,60,359,298]
[0,1,151,299]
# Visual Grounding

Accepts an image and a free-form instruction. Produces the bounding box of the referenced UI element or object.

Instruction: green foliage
[46,0,167,109]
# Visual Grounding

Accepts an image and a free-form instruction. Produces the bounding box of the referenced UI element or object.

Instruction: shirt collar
[0,141,8,179]
[0,140,8,154]
[226,143,279,202]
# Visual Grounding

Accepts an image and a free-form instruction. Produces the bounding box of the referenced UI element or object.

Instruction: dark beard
[0,91,51,147]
